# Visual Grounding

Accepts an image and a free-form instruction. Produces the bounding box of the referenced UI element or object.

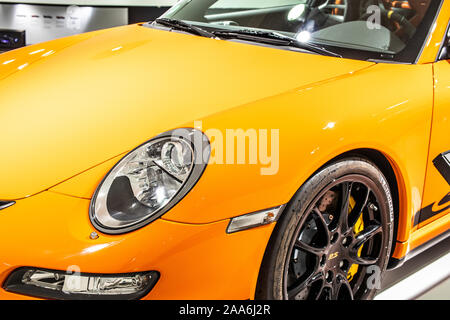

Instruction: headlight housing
[90,128,210,234]
[3,267,159,300]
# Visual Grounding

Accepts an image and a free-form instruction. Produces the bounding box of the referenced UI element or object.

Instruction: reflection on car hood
[0,24,373,199]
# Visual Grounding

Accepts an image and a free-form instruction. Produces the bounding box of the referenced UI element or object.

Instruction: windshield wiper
[154,18,216,38]
[153,20,341,58]
[212,29,342,58]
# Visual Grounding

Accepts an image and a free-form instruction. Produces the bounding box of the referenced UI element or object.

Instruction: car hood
[0,24,373,200]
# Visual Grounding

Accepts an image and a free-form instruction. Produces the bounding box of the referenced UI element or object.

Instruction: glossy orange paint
[417,1,450,64]
[0,192,274,299]
[0,5,449,299]
[412,59,450,249]
[0,25,372,201]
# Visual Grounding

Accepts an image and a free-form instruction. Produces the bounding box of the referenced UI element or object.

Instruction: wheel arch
[284,148,408,266]
[256,147,407,299]
[322,149,404,263]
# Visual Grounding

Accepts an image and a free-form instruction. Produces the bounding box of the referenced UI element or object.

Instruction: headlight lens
[3,267,159,300]
[90,128,210,234]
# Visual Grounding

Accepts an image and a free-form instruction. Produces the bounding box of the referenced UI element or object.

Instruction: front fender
[50,62,432,251]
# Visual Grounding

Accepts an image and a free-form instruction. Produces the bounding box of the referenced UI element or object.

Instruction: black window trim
[436,19,450,62]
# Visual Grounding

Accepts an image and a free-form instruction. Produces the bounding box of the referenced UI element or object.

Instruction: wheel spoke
[334,275,354,300]
[348,186,370,228]
[311,278,326,300]
[353,223,382,251]
[312,207,331,246]
[331,281,340,300]
[295,240,325,256]
[338,182,352,231]
[348,223,382,266]
[308,273,325,300]
[288,272,322,300]
[348,255,378,266]
[342,277,354,300]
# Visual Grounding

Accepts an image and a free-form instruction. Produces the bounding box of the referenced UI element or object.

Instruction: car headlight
[90,128,210,234]
[3,267,159,300]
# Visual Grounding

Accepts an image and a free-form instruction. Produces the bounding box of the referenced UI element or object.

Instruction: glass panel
[163,0,439,60]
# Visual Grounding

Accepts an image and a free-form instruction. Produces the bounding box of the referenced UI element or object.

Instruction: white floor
[376,237,450,300]
[418,278,450,300]
[376,252,450,300]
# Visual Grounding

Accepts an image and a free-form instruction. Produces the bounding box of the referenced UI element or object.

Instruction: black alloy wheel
[256,158,394,300]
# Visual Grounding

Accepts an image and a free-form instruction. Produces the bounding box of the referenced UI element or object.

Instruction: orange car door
[417,46,450,234]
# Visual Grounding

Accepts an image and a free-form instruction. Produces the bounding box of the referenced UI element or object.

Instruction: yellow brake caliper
[347,197,364,282]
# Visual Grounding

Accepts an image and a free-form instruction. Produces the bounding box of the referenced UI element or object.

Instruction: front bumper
[0,191,275,299]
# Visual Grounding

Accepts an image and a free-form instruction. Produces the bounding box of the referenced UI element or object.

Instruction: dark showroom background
[0,0,172,52]
[0,0,448,300]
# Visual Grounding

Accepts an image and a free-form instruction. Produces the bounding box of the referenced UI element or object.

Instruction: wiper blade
[154,18,216,38]
[213,29,342,58]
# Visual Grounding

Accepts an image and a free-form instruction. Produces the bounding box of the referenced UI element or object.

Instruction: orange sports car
[0,0,449,300]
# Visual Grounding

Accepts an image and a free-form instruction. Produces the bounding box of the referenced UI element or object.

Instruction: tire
[256,158,394,300]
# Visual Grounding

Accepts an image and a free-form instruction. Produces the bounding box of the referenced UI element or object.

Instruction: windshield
[161,0,442,63]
